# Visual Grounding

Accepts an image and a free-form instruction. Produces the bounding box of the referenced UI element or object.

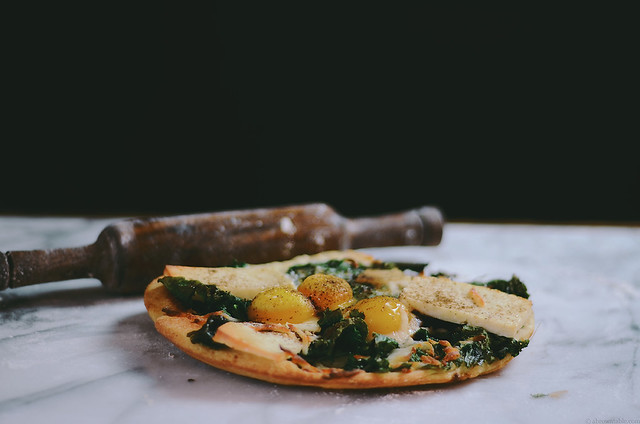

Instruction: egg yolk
[298,274,354,310]
[248,287,316,324]
[351,296,406,335]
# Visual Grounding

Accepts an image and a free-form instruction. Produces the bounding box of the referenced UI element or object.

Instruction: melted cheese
[212,322,304,361]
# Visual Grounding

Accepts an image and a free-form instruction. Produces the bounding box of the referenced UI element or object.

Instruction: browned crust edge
[144,279,516,389]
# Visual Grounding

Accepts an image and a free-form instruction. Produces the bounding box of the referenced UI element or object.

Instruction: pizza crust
[144,277,518,389]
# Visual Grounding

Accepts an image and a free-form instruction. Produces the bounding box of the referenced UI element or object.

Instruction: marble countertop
[1,216,639,424]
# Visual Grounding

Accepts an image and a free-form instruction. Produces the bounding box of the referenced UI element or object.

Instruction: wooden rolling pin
[0,203,443,294]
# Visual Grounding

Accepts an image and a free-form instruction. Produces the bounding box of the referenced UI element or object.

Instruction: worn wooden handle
[1,203,444,294]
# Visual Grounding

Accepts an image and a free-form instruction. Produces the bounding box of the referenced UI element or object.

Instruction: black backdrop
[5,3,638,222]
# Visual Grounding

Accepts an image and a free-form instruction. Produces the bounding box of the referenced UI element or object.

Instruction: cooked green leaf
[187,314,229,348]
[159,276,249,320]
[287,259,366,283]
[470,275,530,299]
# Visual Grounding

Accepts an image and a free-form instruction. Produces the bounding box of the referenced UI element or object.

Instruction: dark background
[5,3,638,223]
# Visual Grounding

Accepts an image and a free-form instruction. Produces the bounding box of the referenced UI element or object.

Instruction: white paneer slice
[212,322,304,361]
[164,264,295,300]
[400,276,534,340]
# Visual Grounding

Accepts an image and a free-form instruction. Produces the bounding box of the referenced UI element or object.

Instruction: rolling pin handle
[345,206,444,248]
[1,252,9,291]
[416,205,445,246]
[2,245,99,290]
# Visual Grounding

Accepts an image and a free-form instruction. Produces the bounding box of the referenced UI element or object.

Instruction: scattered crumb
[468,288,485,307]
[549,390,568,398]
[531,390,568,399]
[188,378,195,382]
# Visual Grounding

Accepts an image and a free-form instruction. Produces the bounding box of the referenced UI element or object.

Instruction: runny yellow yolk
[248,287,316,324]
[351,296,406,336]
[297,273,354,311]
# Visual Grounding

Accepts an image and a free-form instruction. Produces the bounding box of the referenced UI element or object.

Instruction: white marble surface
[1,216,639,424]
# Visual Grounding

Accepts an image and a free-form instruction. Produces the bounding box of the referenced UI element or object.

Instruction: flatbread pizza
[144,250,533,389]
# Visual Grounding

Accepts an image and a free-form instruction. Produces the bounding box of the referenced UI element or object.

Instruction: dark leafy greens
[470,275,530,299]
[159,276,250,320]
[302,309,399,372]
[287,259,430,283]
[186,314,230,348]
[287,260,367,284]
[412,317,529,368]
